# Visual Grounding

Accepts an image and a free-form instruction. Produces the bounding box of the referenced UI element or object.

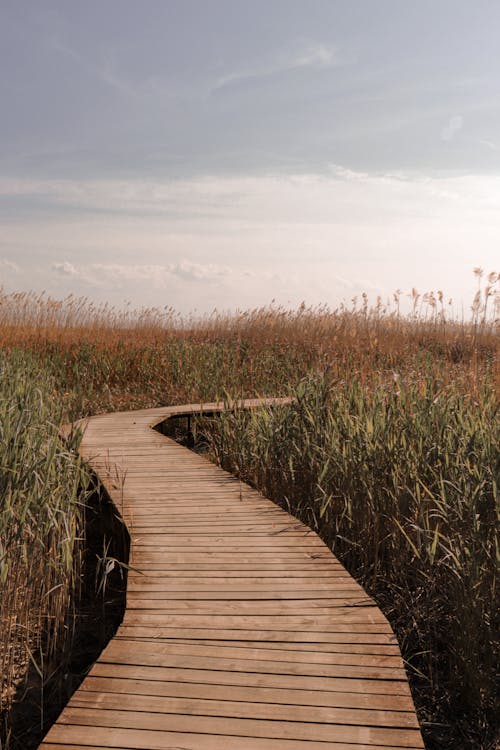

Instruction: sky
[1,0,499,314]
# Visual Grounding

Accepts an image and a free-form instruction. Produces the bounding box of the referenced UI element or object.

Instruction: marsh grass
[0,271,498,748]
[0,352,130,747]
[0,277,498,420]
[0,352,91,733]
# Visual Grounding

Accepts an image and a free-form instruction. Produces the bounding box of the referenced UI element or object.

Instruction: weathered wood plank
[55,706,425,746]
[89,660,413,695]
[70,691,419,728]
[79,675,414,710]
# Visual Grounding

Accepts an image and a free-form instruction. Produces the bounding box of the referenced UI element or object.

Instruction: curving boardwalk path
[40,399,424,750]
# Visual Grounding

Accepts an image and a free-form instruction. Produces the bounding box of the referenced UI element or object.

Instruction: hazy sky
[1,0,499,313]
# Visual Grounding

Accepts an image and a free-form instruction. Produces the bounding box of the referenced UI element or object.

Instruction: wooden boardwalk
[40,399,424,750]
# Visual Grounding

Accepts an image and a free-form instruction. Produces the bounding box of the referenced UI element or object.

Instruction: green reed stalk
[200,367,499,749]
[0,351,89,725]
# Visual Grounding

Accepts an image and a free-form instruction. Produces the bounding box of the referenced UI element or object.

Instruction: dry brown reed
[0,352,91,729]
[0,271,497,749]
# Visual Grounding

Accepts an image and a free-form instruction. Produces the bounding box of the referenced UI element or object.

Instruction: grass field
[0,272,498,749]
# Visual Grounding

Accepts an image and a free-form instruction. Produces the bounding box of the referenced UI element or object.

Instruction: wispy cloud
[477,138,499,152]
[47,257,383,313]
[441,115,464,142]
[0,258,19,272]
[53,260,235,287]
[47,37,136,97]
[53,261,78,276]
[210,42,339,93]
[287,43,337,68]
[4,169,500,226]
[2,167,498,312]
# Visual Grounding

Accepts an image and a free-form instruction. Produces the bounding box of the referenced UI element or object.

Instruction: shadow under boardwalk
[39,399,424,750]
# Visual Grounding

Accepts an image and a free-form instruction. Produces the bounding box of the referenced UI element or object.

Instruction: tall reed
[0,271,497,748]
[0,351,89,728]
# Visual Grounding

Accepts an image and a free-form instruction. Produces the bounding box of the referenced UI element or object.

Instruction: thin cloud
[47,37,136,97]
[53,261,78,276]
[292,43,336,68]
[2,166,497,313]
[441,115,464,142]
[477,139,499,152]
[52,260,236,287]
[47,259,326,309]
[6,169,500,229]
[0,258,20,272]
[211,41,339,93]
[170,260,231,282]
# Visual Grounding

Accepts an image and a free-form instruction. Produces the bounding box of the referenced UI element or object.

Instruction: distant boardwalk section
[40,399,424,749]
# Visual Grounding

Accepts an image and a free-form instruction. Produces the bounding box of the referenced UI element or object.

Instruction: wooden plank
[70,691,419,728]
[56,707,424,747]
[104,639,403,668]
[126,537,328,547]
[99,644,407,681]
[79,675,414,710]
[123,599,376,612]
[115,626,399,644]
[41,726,419,750]
[127,565,347,572]
[121,613,390,628]
[125,576,364,587]
[114,636,402,655]
[90,661,412,696]
[125,586,367,596]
